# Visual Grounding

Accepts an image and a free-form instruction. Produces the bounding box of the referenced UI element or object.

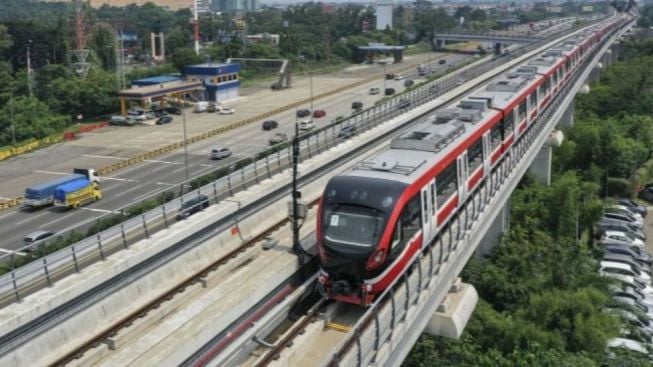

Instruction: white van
[600,261,651,282]
[194,101,209,113]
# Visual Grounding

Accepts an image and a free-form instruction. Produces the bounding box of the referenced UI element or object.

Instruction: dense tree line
[404,22,653,367]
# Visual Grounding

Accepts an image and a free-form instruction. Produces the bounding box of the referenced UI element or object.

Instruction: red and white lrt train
[317,17,624,305]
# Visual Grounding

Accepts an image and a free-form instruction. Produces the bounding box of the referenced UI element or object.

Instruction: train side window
[467,139,483,173]
[542,78,550,95]
[436,161,458,207]
[490,123,502,152]
[422,191,428,224]
[391,195,421,256]
[517,101,527,121]
[503,109,514,136]
[530,91,538,108]
[551,72,557,87]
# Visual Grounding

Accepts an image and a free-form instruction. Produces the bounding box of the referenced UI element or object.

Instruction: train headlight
[366,249,386,271]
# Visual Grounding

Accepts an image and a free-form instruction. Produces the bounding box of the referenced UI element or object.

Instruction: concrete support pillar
[588,62,602,84]
[425,279,478,339]
[529,131,563,186]
[558,98,575,128]
[120,98,127,116]
[578,84,590,95]
[435,39,445,50]
[475,198,510,257]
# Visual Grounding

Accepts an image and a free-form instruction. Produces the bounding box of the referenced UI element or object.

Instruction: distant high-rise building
[213,0,258,12]
[376,0,393,30]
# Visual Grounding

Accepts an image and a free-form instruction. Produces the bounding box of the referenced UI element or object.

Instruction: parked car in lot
[299,120,315,131]
[600,261,651,282]
[605,244,652,265]
[313,109,326,118]
[127,114,147,122]
[296,109,311,118]
[262,120,279,130]
[603,212,643,229]
[598,218,646,240]
[338,123,357,139]
[166,106,182,115]
[599,230,646,250]
[177,195,209,220]
[156,116,173,125]
[385,88,395,96]
[207,103,217,113]
[269,133,288,145]
[351,101,363,110]
[394,74,404,81]
[210,147,232,160]
[385,73,395,80]
[612,296,651,316]
[607,205,644,222]
[404,79,415,87]
[638,186,653,203]
[602,273,653,298]
[110,115,134,126]
[438,59,447,65]
[369,87,380,95]
[602,253,651,275]
[615,198,647,217]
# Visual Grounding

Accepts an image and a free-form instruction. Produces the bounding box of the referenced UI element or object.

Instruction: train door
[482,132,491,173]
[421,181,435,245]
[457,153,468,203]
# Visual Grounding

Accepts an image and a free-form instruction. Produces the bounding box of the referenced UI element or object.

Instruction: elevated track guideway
[0,13,632,367]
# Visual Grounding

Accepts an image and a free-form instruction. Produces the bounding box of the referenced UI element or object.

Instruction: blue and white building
[185,63,241,103]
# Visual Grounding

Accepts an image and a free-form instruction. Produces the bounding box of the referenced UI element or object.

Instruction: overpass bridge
[0,14,633,367]
[433,31,539,54]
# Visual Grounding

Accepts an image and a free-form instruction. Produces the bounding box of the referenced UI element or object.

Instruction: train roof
[342,18,617,186]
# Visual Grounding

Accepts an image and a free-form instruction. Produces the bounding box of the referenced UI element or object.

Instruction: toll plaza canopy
[117,80,204,115]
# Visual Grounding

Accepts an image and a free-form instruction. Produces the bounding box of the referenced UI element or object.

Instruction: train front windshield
[320,176,407,258]
[323,205,384,252]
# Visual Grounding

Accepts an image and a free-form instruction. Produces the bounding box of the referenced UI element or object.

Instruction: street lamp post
[383,63,387,91]
[181,103,190,185]
[309,72,314,122]
[9,90,15,145]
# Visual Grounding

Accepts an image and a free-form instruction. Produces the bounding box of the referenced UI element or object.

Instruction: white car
[394,74,404,80]
[600,230,646,250]
[601,261,651,282]
[299,120,315,131]
[602,273,653,297]
[607,338,651,357]
[217,107,235,115]
[609,204,644,222]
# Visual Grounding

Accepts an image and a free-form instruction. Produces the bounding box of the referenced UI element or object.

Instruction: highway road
[0,17,578,252]
[0,53,474,251]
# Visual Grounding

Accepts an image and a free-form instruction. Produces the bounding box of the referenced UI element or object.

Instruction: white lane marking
[0,249,26,256]
[82,154,124,160]
[15,211,50,226]
[99,177,138,182]
[157,182,176,186]
[113,185,144,198]
[80,208,115,214]
[35,170,69,176]
[145,159,184,165]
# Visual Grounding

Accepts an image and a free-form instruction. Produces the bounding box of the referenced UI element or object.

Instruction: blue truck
[53,178,102,209]
[23,169,100,208]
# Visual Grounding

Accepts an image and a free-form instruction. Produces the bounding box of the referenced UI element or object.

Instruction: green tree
[170,47,202,72]
[0,96,70,145]
[0,24,12,56]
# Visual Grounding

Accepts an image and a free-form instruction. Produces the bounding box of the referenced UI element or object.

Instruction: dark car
[438,59,447,65]
[313,109,326,118]
[351,101,363,110]
[177,195,209,220]
[338,123,357,139]
[605,245,653,265]
[166,106,182,115]
[638,187,653,204]
[616,198,647,217]
[156,116,173,125]
[296,109,311,118]
[397,98,411,109]
[385,88,396,96]
[262,120,279,130]
[404,79,415,87]
[385,73,395,80]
